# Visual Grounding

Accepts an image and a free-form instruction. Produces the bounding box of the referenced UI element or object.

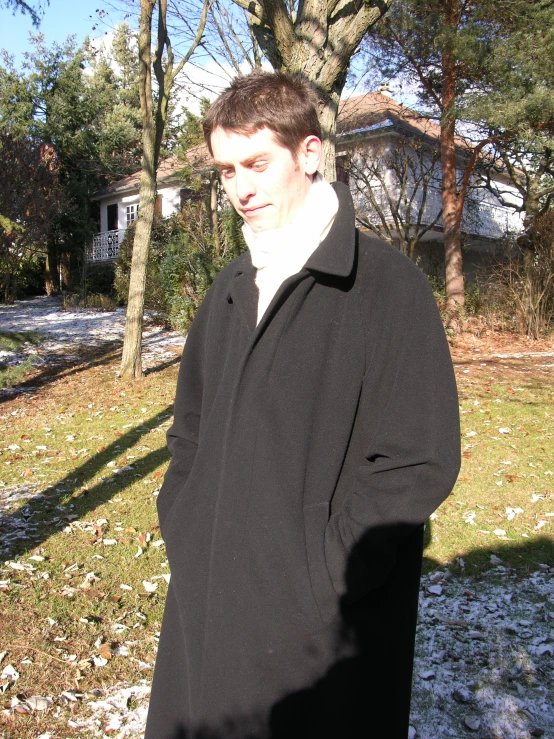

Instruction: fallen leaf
[465,716,481,731]
[0,664,19,681]
[427,584,443,596]
[98,643,113,661]
[26,696,50,711]
[419,669,435,680]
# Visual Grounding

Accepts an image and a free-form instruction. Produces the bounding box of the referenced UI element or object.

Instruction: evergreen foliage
[0,26,143,296]
[114,203,246,334]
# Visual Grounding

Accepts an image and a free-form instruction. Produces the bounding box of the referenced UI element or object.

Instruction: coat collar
[226,180,356,323]
[303,181,356,278]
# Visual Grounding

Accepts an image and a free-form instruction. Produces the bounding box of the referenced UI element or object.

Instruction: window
[126,204,138,226]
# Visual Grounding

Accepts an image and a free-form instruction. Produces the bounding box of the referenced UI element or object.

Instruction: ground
[0,297,552,739]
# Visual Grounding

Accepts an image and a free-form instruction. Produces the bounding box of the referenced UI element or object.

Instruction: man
[145,71,460,739]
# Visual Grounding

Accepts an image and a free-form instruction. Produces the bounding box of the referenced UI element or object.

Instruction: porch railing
[87,229,126,262]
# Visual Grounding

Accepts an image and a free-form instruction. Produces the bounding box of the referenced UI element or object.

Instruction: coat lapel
[227,258,258,336]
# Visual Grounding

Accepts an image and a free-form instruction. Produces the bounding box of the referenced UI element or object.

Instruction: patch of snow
[0,296,185,376]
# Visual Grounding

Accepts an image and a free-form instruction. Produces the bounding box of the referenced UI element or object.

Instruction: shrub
[61,293,119,311]
[114,202,247,333]
[485,213,554,338]
[81,262,117,297]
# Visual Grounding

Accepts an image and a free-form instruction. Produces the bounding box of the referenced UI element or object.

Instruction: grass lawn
[0,331,43,352]
[0,332,552,737]
[0,331,44,389]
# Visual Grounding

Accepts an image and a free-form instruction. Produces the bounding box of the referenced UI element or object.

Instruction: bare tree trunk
[45,243,60,296]
[239,0,391,182]
[120,0,208,380]
[120,0,157,381]
[60,252,73,291]
[440,28,464,318]
[316,86,341,181]
[120,158,157,379]
[518,190,541,337]
[441,123,465,311]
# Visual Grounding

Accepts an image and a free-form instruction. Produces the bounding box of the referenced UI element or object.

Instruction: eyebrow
[213,152,270,169]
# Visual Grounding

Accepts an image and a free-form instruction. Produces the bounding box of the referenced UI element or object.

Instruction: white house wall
[345,133,524,241]
[159,186,181,218]
[97,185,182,233]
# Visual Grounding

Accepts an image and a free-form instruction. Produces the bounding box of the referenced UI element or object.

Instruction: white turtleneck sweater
[241,174,339,325]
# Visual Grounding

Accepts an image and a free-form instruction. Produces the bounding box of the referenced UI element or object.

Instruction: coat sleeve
[324,264,461,603]
[156,290,213,538]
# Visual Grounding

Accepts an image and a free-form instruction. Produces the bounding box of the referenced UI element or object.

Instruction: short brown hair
[203,71,322,157]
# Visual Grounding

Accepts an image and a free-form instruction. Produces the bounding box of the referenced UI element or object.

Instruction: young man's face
[211,126,321,233]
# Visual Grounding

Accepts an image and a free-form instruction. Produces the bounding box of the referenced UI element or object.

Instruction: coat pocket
[303,502,340,625]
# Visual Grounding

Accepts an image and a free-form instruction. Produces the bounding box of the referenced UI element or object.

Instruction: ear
[300,135,322,175]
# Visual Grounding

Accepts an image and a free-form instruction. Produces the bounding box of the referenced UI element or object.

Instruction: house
[89,92,523,277]
[89,143,211,262]
[336,90,524,278]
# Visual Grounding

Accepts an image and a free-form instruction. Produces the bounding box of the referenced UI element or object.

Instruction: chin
[249,219,277,233]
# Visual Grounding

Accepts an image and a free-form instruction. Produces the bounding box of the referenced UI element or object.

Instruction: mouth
[241,205,268,218]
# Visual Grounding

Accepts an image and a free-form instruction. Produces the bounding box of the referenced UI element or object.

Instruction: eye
[252,160,267,171]
[221,168,235,179]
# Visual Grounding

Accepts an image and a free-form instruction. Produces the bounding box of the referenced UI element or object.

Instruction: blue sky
[0,0,128,67]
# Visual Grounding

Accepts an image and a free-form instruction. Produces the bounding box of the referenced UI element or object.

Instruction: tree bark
[239,0,391,179]
[209,169,221,257]
[60,251,73,291]
[121,0,157,381]
[44,242,60,296]
[120,0,208,380]
[440,4,464,316]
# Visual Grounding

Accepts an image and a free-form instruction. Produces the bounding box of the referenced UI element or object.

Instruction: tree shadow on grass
[0,341,124,404]
[0,340,182,402]
[0,405,173,558]
[143,354,181,376]
[422,518,553,575]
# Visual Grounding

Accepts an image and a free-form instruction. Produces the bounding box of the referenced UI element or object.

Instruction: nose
[235,167,256,202]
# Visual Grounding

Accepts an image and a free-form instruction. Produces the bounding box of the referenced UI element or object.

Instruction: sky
[0,0,128,67]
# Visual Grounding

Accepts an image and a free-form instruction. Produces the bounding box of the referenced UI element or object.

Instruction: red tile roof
[337,91,468,148]
[93,93,469,199]
[91,142,212,199]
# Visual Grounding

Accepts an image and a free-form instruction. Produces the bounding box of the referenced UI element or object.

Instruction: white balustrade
[87,229,126,262]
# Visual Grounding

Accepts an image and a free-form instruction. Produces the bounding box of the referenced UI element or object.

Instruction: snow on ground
[64,565,553,739]
[412,566,553,739]
[0,296,185,374]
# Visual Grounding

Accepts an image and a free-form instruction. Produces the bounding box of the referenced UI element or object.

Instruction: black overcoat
[145,183,461,739]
